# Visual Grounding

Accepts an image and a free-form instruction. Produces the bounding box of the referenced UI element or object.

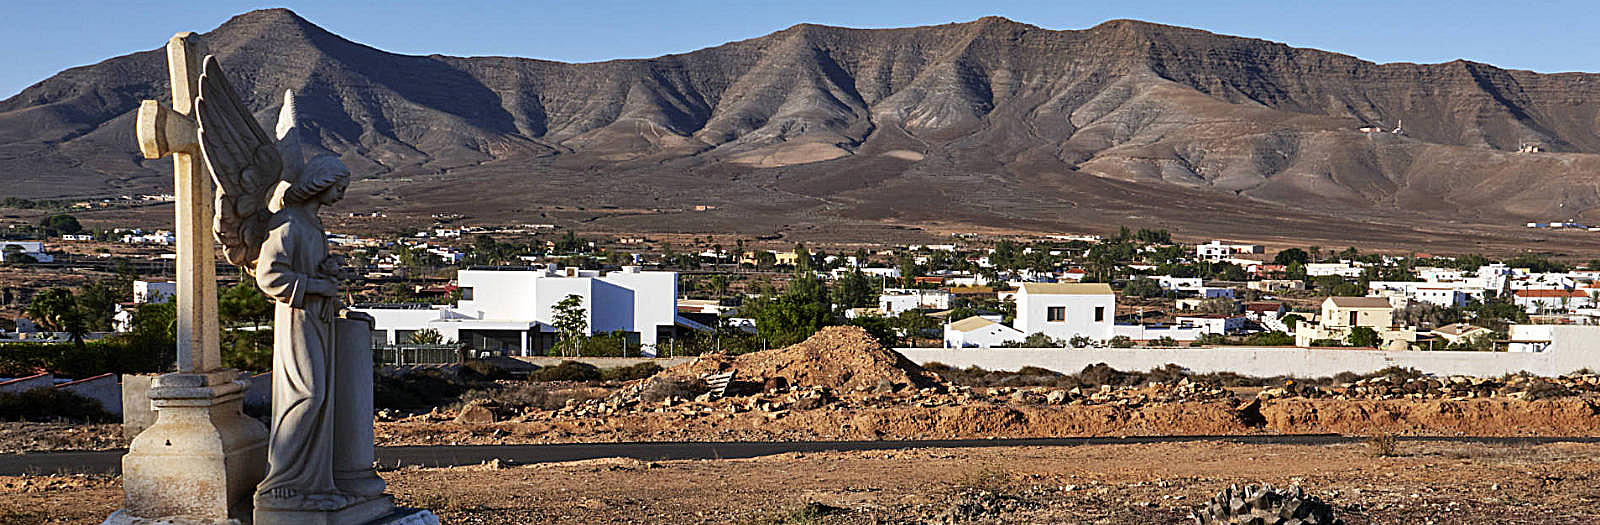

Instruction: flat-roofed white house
[355,266,687,356]
[0,241,52,263]
[1014,282,1115,341]
[943,316,1024,348]
[133,280,176,304]
[878,288,952,315]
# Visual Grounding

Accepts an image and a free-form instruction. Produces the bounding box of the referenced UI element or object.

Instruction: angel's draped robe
[254,205,340,498]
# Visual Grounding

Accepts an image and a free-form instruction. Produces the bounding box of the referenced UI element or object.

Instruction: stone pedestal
[106,370,268,525]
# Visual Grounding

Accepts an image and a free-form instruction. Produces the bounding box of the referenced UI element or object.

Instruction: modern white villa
[355,266,694,356]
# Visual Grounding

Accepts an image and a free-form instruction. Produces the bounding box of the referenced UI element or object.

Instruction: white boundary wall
[897,326,1600,378]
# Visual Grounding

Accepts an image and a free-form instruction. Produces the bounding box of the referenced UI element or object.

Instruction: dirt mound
[656,326,942,392]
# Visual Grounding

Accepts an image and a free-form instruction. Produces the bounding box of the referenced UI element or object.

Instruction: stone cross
[135,32,219,373]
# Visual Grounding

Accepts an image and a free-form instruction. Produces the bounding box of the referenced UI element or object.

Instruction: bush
[640,377,707,403]
[527,360,602,382]
[459,383,607,411]
[1108,336,1134,348]
[600,362,663,382]
[460,360,513,381]
[0,387,112,422]
[1243,331,1294,346]
[374,369,467,410]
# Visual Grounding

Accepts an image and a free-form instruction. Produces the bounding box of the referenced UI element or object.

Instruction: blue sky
[4,0,1599,98]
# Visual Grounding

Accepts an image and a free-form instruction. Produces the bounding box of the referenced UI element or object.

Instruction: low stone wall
[0,372,54,394]
[55,373,121,414]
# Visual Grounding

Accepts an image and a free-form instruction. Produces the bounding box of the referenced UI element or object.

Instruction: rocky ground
[6,440,1599,524]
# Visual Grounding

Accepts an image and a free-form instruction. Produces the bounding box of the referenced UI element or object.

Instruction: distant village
[4,205,1596,366]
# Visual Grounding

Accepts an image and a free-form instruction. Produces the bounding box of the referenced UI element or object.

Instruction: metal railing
[373,344,464,366]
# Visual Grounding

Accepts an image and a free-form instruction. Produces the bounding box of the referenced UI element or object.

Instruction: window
[1047,306,1066,322]
[459,287,474,300]
[1094,306,1105,322]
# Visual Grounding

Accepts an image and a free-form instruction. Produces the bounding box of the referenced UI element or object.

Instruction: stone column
[333,316,385,499]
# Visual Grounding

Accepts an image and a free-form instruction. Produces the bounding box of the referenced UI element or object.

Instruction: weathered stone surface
[455,403,495,425]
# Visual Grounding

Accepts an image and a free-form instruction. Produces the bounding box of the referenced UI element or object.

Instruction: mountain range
[5,8,1600,249]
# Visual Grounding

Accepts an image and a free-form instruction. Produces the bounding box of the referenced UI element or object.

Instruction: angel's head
[270,154,349,211]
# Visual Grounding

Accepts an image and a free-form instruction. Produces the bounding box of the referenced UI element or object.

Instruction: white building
[878,288,952,315]
[1174,314,1248,335]
[944,316,1024,348]
[1306,263,1364,278]
[1014,283,1115,342]
[1196,241,1264,262]
[1151,276,1202,292]
[356,266,685,356]
[133,281,176,304]
[1512,289,1593,313]
[0,241,52,263]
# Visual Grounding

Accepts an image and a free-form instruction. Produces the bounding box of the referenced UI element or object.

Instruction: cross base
[108,370,268,525]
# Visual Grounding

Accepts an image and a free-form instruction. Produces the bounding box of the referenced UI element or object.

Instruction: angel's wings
[196,55,305,273]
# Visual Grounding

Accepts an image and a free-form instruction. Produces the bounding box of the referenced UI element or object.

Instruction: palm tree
[25,287,86,344]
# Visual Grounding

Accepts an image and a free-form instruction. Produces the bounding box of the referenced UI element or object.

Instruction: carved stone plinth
[105,370,268,525]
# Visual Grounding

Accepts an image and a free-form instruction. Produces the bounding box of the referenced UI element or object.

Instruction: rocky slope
[5,9,1600,241]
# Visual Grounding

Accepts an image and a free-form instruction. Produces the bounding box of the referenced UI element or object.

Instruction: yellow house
[773,251,800,266]
[1295,297,1415,348]
[1320,297,1394,329]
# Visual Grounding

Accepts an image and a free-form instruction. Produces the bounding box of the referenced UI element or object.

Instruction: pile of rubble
[1257,373,1600,402]
[650,326,943,392]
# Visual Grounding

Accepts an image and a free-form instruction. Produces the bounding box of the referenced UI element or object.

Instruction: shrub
[640,377,706,403]
[600,362,663,382]
[0,387,112,422]
[1243,331,1294,346]
[527,360,602,382]
[459,383,607,411]
[374,369,467,410]
[1108,336,1134,348]
[1367,433,1400,457]
[460,360,512,381]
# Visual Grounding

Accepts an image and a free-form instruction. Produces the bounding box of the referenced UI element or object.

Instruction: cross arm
[137,100,198,159]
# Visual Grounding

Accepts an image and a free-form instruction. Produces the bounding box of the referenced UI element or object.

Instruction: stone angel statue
[195,55,385,516]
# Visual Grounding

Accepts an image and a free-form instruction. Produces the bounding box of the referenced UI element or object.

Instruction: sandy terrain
[6,440,1599,524]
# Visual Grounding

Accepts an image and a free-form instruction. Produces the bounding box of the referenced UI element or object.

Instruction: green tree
[846,314,897,348]
[1347,326,1380,348]
[75,279,122,332]
[754,251,776,270]
[37,214,82,236]
[218,282,272,329]
[831,271,875,310]
[408,328,446,345]
[891,310,939,347]
[792,243,812,272]
[1122,278,1163,298]
[1273,248,1310,266]
[25,288,86,343]
[551,294,588,357]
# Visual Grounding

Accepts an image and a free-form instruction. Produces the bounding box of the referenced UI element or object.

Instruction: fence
[373,344,464,366]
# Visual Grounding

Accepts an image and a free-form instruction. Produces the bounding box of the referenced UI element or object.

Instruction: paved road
[5,434,1599,476]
